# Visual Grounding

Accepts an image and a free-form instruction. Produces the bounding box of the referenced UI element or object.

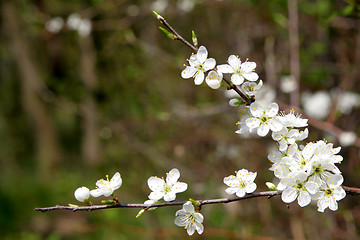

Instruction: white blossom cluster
[180,45,346,214]
[74,166,257,236]
[71,44,348,237]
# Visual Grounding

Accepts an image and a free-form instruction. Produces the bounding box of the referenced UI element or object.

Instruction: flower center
[164,183,172,193]
[314,166,322,174]
[295,181,304,190]
[260,115,269,124]
[235,69,243,76]
[325,188,334,196]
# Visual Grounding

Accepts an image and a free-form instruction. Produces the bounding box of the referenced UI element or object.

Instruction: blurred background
[1,0,360,239]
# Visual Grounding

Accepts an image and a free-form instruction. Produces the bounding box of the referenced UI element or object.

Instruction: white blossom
[181,46,216,86]
[301,91,331,119]
[217,55,258,85]
[45,17,64,33]
[338,131,357,147]
[205,70,222,89]
[224,169,257,197]
[241,80,263,96]
[279,173,318,207]
[175,201,204,235]
[316,184,346,212]
[147,168,187,202]
[245,102,283,136]
[276,110,308,128]
[90,172,122,197]
[272,128,308,152]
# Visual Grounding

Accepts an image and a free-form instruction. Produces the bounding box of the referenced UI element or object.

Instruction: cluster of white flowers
[74,172,123,203]
[181,45,346,214]
[71,43,349,237]
[181,46,262,93]
[45,14,92,37]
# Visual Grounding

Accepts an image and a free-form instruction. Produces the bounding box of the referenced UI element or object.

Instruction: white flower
[181,46,216,85]
[235,106,254,135]
[280,75,297,93]
[245,102,283,136]
[276,110,308,128]
[90,172,122,197]
[338,131,357,147]
[224,169,257,197]
[272,128,308,152]
[74,187,90,202]
[279,173,318,207]
[147,168,187,202]
[45,17,64,34]
[316,185,346,212]
[217,55,258,85]
[174,201,204,236]
[205,70,223,89]
[241,80,263,96]
[301,91,331,119]
[336,91,360,114]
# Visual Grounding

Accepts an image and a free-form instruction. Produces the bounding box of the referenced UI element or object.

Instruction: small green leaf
[159,27,176,40]
[68,204,79,207]
[101,200,115,204]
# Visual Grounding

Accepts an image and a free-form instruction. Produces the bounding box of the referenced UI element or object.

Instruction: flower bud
[74,187,90,202]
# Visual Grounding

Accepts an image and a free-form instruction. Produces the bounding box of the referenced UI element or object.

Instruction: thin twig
[154,12,252,105]
[35,190,282,212]
[34,185,360,213]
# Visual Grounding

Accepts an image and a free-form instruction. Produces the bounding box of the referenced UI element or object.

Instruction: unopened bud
[265,182,277,191]
[192,30,198,47]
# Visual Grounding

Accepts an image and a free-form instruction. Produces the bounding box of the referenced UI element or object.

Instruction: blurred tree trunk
[79,34,100,166]
[2,3,60,178]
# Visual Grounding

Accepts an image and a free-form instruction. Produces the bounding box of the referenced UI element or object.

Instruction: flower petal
[241,61,256,72]
[265,103,279,117]
[194,71,205,85]
[148,191,164,201]
[90,189,103,198]
[217,64,234,73]
[181,66,197,79]
[196,46,208,63]
[281,188,298,203]
[173,182,188,193]
[231,74,244,85]
[147,177,165,192]
[249,102,264,117]
[166,168,180,185]
[246,118,261,129]
[183,201,195,212]
[243,72,259,81]
[298,191,311,207]
[228,55,241,70]
[203,58,216,70]
[257,124,270,136]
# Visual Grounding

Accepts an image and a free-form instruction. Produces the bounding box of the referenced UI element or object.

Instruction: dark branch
[34,186,360,213]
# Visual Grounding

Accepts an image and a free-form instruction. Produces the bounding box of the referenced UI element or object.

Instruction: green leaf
[159,27,176,40]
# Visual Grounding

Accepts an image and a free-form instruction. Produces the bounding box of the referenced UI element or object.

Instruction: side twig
[154,12,252,105]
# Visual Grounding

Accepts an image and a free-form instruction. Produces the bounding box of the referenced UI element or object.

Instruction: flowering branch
[34,11,360,237]
[34,185,360,212]
[153,11,252,105]
[35,190,282,212]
